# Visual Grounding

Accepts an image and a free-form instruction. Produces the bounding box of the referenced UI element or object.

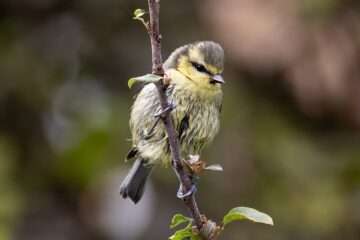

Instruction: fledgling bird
[120,41,225,204]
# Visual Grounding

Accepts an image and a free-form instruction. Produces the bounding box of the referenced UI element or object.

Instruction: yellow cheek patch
[173,54,222,95]
[176,55,209,85]
[177,55,193,77]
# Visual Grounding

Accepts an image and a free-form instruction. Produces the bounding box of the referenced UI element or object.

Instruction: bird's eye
[191,62,208,74]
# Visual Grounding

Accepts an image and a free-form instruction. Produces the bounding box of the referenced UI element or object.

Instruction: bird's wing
[130,83,166,144]
[178,114,189,142]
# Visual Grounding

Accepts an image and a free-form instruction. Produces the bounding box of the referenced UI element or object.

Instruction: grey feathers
[195,41,224,70]
[163,41,224,70]
[163,44,188,70]
[119,159,153,204]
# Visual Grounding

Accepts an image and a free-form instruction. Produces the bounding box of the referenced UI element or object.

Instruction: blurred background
[0,0,360,239]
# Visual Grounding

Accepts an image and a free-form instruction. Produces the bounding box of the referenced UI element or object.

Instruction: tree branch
[146,0,206,235]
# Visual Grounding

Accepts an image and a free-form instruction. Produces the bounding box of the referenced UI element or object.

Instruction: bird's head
[164,41,224,91]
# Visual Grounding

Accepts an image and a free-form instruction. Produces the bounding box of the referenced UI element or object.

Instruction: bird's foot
[144,101,176,139]
[143,117,161,139]
[177,183,197,199]
[154,101,176,119]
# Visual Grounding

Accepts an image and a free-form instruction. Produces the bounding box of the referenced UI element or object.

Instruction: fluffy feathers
[120,41,224,203]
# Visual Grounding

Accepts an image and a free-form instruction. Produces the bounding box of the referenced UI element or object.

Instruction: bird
[120,41,225,204]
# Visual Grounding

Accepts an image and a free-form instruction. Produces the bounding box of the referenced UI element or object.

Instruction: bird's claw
[177,184,197,199]
[154,101,176,118]
[145,101,175,139]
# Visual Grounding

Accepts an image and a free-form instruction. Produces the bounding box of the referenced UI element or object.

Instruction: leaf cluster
[170,207,273,240]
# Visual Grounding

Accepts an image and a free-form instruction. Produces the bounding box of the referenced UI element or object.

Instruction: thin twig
[146,0,205,234]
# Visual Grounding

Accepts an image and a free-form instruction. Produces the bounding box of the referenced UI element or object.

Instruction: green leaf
[169,214,201,240]
[169,228,193,240]
[133,9,146,19]
[132,8,148,28]
[128,74,162,88]
[170,214,192,229]
[169,228,201,240]
[223,207,274,227]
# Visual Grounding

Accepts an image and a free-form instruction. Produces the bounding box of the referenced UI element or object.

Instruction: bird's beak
[210,74,225,84]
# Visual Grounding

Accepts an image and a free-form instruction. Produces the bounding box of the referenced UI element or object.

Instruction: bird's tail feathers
[119,159,152,204]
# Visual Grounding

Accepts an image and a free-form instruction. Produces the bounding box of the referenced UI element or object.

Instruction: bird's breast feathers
[130,71,222,165]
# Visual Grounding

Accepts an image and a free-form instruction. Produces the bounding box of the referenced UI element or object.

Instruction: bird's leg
[177,158,223,199]
[176,155,203,199]
[176,178,197,199]
[143,117,161,139]
[176,158,224,199]
[154,100,176,119]
[145,101,176,139]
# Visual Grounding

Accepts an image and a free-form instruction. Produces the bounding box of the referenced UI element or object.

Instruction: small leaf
[133,8,146,19]
[170,214,192,229]
[128,74,162,88]
[169,228,202,240]
[169,228,192,240]
[204,164,223,172]
[223,207,274,227]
